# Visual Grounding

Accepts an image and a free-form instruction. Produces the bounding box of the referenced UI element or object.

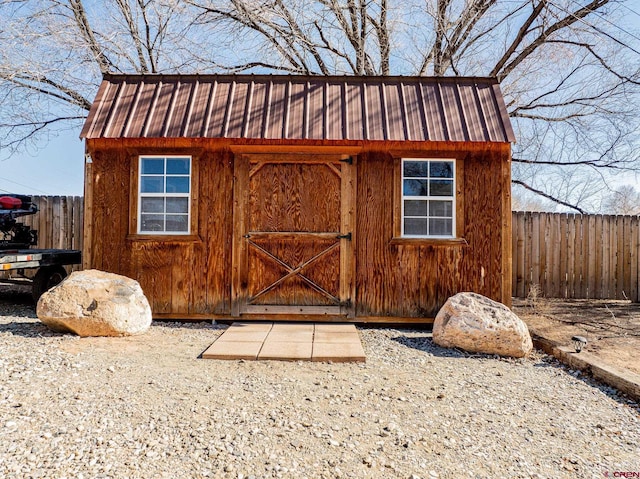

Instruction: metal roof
[80,74,515,143]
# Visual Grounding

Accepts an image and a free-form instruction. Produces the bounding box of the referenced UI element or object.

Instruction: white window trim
[138,155,192,235]
[401,158,456,238]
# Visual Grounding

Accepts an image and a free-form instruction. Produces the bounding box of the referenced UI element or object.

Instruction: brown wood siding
[355,143,510,317]
[86,144,234,316]
[85,138,510,320]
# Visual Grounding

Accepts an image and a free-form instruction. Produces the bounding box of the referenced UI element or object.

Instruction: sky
[0,0,638,201]
[0,130,85,196]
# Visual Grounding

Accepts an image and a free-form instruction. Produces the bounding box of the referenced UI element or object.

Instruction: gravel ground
[1,289,638,479]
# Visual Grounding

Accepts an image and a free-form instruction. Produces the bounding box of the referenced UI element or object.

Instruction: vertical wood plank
[614,215,621,298]
[594,215,603,298]
[501,153,512,306]
[622,215,632,300]
[579,214,589,299]
[632,215,640,302]
[231,154,250,316]
[516,212,526,298]
[559,213,568,298]
[531,212,540,296]
[567,214,576,298]
[83,161,94,270]
[340,157,357,317]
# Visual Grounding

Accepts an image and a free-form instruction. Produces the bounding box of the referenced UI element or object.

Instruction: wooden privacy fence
[512,211,640,301]
[10,200,640,301]
[17,196,84,253]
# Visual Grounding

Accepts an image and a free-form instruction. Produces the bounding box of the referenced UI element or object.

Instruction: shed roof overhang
[80,74,516,144]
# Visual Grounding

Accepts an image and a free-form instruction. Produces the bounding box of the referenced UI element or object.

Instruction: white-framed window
[138,156,191,234]
[402,158,455,238]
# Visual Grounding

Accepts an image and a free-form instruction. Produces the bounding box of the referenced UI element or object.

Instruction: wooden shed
[80,74,515,323]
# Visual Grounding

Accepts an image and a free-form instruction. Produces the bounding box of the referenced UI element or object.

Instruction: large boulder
[37,270,152,337]
[433,292,532,358]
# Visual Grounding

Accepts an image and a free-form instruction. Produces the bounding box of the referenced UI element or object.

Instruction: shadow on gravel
[390,333,640,410]
[0,285,34,307]
[390,333,480,359]
[0,320,61,338]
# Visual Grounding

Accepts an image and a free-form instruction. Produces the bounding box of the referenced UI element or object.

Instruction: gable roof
[80,74,515,143]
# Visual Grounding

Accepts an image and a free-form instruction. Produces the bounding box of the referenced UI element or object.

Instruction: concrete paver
[217,330,271,342]
[258,341,313,361]
[203,322,365,362]
[312,341,366,362]
[266,330,314,342]
[201,341,262,360]
[313,331,361,343]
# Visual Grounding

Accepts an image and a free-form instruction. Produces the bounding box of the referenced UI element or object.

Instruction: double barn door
[232,154,355,317]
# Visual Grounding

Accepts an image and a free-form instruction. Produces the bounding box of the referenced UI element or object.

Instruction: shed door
[232,154,355,316]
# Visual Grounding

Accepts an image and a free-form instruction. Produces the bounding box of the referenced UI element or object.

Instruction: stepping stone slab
[202,341,262,360]
[314,331,361,343]
[218,330,271,342]
[266,330,314,342]
[313,341,366,363]
[258,341,313,361]
[231,322,273,332]
[271,322,314,333]
[314,323,357,333]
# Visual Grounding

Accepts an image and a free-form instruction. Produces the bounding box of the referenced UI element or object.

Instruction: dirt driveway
[512,298,640,376]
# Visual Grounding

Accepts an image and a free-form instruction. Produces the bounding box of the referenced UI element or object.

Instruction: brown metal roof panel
[142,82,174,137]
[163,81,194,138]
[123,82,153,138]
[345,82,364,140]
[439,83,467,142]
[184,81,209,137]
[225,81,249,138]
[492,83,516,142]
[87,80,119,139]
[244,81,268,139]
[457,82,488,142]
[206,81,230,138]
[82,75,515,143]
[401,83,426,142]
[306,81,324,140]
[81,80,111,139]
[383,82,406,141]
[326,82,344,140]
[107,82,139,138]
[365,83,385,141]
[475,82,504,142]
[420,83,445,141]
[286,81,306,139]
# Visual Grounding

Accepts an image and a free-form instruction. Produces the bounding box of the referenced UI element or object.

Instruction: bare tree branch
[513,179,587,214]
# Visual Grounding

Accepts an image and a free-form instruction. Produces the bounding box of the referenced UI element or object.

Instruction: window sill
[390,237,468,246]
[126,234,203,243]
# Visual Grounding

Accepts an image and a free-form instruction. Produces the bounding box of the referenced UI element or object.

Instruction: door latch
[337,232,352,240]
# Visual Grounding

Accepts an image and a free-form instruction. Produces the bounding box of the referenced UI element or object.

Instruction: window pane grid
[402,159,455,238]
[138,156,191,235]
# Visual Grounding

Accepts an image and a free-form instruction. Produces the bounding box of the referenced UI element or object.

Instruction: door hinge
[337,232,352,240]
[339,156,353,165]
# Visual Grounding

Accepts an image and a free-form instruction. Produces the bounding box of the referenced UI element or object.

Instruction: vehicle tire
[32,266,67,303]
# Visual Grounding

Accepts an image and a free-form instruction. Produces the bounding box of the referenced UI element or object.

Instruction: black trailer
[0,194,82,301]
[0,249,82,300]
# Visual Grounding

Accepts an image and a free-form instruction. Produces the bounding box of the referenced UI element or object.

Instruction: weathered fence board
[18,195,84,256]
[512,212,640,301]
[9,200,640,301]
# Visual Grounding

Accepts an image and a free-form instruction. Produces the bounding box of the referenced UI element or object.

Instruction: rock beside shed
[433,292,532,358]
[37,270,152,337]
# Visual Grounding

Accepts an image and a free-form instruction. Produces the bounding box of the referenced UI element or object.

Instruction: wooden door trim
[340,155,356,318]
[231,155,250,316]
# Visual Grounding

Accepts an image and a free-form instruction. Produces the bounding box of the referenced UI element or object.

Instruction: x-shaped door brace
[247,238,340,304]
